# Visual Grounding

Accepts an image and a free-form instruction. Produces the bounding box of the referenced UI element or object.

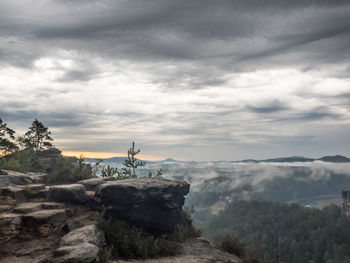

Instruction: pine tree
[0,118,18,155]
[122,142,146,178]
[24,119,53,151]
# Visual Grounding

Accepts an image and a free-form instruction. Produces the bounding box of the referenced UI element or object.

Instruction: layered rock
[95,178,190,233]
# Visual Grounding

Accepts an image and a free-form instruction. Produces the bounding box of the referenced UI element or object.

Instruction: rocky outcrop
[0,170,241,263]
[95,178,190,233]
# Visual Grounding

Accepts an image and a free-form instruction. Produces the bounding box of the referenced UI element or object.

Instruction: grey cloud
[246,101,289,114]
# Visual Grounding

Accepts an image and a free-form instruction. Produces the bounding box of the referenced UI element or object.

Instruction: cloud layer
[0,0,350,160]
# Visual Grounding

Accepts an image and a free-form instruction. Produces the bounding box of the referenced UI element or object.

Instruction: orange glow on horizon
[61,151,167,161]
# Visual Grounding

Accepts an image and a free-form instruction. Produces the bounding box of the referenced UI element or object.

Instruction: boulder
[60,224,105,248]
[78,176,115,191]
[52,243,100,263]
[95,178,190,233]
[49,184,87,204]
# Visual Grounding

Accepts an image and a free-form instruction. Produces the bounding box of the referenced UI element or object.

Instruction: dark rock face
[95,178,190,233]
[49,184,87,204]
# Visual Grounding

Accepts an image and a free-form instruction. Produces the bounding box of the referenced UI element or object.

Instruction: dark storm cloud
[1,0,349,71]
[246,101,289,114]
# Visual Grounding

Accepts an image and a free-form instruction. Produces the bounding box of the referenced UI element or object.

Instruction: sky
[0,0,350,161]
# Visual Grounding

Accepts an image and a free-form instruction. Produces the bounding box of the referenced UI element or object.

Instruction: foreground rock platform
[1,170,242,263]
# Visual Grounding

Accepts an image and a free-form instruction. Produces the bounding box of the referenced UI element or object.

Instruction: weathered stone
[0,170,47,187]
[78,176,115,191]
[0,213,22,242]
[52,243,100,263]
[95,178,190,233]
[60,224,105,248]
[49,184,87,204]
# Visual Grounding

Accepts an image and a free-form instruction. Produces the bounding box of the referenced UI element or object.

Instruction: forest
[202,200,350,263]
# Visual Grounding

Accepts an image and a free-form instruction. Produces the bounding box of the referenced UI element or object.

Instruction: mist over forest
[94,158,350,222]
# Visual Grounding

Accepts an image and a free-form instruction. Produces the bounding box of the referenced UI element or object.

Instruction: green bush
[0,149,45,173]
[0,158,21,171]
[169,213,202,242]
[48,156,94,184]
[97,216,181,260]
[215,234,247,258]
[214,234,265,263]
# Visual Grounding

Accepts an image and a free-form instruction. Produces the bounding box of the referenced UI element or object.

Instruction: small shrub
[0,158,21,171]
[48,156,94,184]
[215,234,247,258]
[97,216,181,260]
[214,234,266,263]
[169,213,202,242]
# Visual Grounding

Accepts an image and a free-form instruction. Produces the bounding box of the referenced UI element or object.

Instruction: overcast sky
[0,0,350,161]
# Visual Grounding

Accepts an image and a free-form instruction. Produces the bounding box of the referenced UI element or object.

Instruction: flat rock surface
[12,202,63,214]
[96,178,189,207]
[78,176,115,191]
[116,239,241,263]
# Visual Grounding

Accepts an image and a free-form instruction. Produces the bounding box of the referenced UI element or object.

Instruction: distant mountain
[261,156,315,163]
[317,155,350,163]
[86,155,350,164]
[239,155,350,163]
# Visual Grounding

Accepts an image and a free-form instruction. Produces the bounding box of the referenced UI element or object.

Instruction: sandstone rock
[49,184,87,204]
[52,243,100,263]
[95,178,190,233]
[60,224,105,248]
[78,176,115,191]
[0,170,47,187]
